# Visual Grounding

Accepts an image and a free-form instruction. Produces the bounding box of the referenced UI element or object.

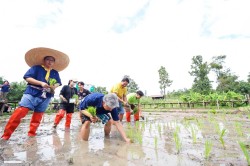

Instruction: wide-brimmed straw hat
[25,47,70,72]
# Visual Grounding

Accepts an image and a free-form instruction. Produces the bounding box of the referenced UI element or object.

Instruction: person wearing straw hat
[1,47,70,141]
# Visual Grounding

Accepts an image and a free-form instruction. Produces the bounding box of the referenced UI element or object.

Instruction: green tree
[189,55,212,95]
[123,75,139,93]
[7,81,27,101]
[210,55,226,80]
[94,86,108,94]
[0,76,4,84]
[210,55,240,93]
[234,81,250,95]
[158,66,172,96]
[248,72,250,83]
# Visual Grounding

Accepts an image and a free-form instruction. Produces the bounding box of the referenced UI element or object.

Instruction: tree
[189,55,212,95]
[158,66,172,96]
[123,75,139,93]
[210,55,240,93]
[7,81,27,101]
[210,55,226,80]
[0,76,4,84]
[94,86,108,94]
[248,72,250,83]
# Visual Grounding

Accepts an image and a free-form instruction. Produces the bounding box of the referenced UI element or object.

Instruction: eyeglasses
[73,81,78,83]
[45,59,55,62]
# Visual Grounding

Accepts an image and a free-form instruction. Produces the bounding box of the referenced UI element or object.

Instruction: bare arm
[26,77,49,88]
[113,121,131,143]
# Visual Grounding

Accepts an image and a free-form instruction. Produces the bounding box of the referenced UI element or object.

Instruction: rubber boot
[65,113,73,128]
[28,112,44,137]
[53,109,66,128]
[134,111,140,121]
[1,107,29,140]
[126,111,131,122]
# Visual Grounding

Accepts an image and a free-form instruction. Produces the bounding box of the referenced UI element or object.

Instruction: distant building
[150,95,164,100]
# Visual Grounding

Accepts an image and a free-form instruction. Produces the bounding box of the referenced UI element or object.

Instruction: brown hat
[25,47,70,72]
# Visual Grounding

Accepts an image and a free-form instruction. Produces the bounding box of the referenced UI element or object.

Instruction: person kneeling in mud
[79,92,131,143]
[124,90,144,122]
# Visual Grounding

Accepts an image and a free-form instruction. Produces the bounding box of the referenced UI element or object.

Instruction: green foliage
[248,72,250,83]
[72,94,78,100]
[189,55,212,95]
[158,66,172,96]
[87,106,96,116]
[239,142,250,165]
[94,86,108,94]
[0,76,4,84]
[124,75,139,93]
[7,81,27,101]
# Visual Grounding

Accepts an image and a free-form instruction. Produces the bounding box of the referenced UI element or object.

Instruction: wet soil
[0,109,250,166]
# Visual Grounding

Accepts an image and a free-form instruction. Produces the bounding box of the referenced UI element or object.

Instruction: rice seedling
[196,118,204,130]
[173,126,182,154]
[235,122,243,137]
[158,123,162,136]
[141,121,145,131]
[190,124,197,144]
[219,128,227,149]
[213,121,221,134]
[154,136,158,149]
[204,140,213,160]
[87,106,96,117]
[135,131,143,145]
[239,142,250,165]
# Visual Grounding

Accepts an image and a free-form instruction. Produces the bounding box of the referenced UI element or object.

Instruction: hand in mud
[125,138,132,143]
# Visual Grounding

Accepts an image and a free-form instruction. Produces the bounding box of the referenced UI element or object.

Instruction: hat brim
[25,47,70,72]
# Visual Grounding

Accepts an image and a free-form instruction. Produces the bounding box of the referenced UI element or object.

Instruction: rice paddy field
[0,107,250,166]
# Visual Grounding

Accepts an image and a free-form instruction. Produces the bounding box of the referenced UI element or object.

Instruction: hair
[136,90,144,97]
[103,93,119,109]
[121,77,130,83]
[44,56,55,61]
[78,81,85,86]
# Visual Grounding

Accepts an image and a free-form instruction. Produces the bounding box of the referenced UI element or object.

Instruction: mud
[0,110,250,166]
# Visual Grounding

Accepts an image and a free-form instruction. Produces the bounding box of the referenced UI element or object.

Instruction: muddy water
[0,111,250,166]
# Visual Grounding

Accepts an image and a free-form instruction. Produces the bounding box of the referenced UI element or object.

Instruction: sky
[0,0,250,96]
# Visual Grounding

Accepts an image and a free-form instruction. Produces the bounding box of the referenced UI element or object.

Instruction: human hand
[90,116,98,123]
[41,82,49,88]
[62,97,67,102]
[125,138,132,143]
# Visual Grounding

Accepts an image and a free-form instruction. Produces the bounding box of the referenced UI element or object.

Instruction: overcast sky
[0,0,249,96]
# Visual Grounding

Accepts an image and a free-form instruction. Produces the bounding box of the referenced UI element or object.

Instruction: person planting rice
[79,92,131,143]
[124,90,145,122]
